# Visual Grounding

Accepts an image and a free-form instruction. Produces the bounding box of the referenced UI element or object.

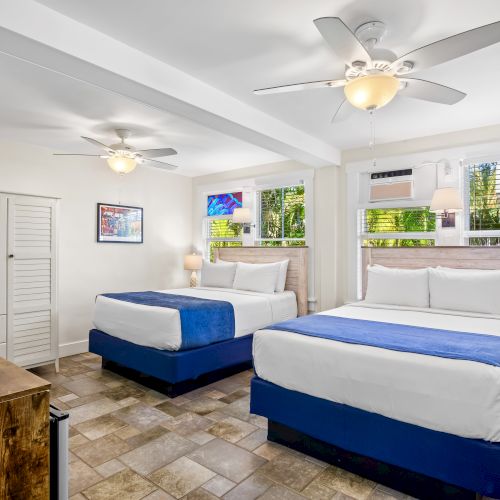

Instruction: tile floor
[32,353,416,500]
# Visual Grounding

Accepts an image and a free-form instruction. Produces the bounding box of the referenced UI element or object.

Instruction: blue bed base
[250,377,500,498]
[88,329,253,392]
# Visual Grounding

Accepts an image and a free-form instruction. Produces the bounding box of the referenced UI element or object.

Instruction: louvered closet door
[6,195,58,367]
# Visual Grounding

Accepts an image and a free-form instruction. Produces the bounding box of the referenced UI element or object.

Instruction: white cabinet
[0,193,58,368]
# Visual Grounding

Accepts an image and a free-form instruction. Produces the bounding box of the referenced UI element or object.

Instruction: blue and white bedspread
[101,291,235,350]
[268,314,500,367]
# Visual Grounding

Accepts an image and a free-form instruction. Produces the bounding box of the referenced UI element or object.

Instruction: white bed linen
[253,302,500,442]
[93,287,296,351]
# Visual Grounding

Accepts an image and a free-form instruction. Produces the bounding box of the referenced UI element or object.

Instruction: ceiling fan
[254,17,500,121]
[54,128,179,174]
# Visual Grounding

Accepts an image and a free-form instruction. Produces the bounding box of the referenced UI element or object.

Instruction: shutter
[7,195,58,367]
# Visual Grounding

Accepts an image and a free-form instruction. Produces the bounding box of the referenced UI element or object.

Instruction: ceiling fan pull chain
[369,110,377,168]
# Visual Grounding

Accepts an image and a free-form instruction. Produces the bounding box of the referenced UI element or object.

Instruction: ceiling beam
[0,0,340,167]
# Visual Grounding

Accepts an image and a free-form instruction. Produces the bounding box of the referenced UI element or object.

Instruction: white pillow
[276,259,290,293]
[429,267,500,314]
[233,262,280,294]
[200,260,236,289]
[218,258,289,293]
[365,265,429,308]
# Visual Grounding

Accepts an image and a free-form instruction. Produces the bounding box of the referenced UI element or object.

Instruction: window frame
[204,214,243,261]
[463,160,500,245]
[358,206,437,247]
[255,183,306,247]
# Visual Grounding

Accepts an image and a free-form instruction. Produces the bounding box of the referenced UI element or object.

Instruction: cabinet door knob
[8,254,14,258]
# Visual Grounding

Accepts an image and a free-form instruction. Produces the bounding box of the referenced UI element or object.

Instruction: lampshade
[232,207,252,224]
[107,155,137,174]
[184,253,202,271]
[430,187,463,212]
[344,74,399,111]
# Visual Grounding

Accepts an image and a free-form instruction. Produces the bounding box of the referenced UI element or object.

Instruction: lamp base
[189,270,198,288]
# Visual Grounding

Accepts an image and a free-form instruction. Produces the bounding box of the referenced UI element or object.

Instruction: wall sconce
[430,187,463,228]
[184,253,202,287]
[232,207,254,234]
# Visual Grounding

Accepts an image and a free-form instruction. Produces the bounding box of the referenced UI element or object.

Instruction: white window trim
[255,183,307,246]
[462,159,500,243]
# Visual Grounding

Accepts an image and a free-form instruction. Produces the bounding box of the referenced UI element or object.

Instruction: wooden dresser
[0,358,51,499]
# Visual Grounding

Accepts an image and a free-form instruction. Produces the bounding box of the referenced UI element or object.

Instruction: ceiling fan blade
[391,20,500,74]
[331,98,354,123]
[81,136,115,154]
[141,158,179,171]
[137,147,177,158]
[254,79,346,95]
[398,78,466,105]
[313,17,372,66]
[53,153,103,157]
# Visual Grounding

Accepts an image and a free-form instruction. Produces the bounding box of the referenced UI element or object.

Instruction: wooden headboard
[215,246,308,316]
[362,246,500,297]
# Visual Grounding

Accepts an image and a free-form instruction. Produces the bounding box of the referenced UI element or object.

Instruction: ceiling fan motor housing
[354,21,387,49]
[110,128,135,152]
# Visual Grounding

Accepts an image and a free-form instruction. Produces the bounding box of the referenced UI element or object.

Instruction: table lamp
[184,253,202,287]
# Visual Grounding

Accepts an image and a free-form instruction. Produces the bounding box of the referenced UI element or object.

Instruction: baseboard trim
[59,339,88,357]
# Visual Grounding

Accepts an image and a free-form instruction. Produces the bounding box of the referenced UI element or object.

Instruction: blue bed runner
[267,314,500,367]
[101,291,235,350]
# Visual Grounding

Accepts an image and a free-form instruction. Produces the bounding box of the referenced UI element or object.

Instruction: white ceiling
[1,0,499,177]
[0,52,287,177]
[35,0,500,150]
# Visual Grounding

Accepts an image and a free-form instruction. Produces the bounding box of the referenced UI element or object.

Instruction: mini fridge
[50,404,69,500]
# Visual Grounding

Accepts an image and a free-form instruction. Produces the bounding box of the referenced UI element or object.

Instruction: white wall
[0,140,193,356]
[314,165,346,311]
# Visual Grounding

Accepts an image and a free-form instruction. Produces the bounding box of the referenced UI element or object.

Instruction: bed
[250,247,500,499]
[89,246,308,397]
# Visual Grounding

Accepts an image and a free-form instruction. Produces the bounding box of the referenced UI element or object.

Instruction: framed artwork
[97,203,143,243]
[207,191,242,216]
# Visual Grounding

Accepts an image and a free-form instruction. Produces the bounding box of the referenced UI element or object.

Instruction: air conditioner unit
[369,169,413,202]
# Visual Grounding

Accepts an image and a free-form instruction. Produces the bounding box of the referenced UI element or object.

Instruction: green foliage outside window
[260,240,306,247]
[208,219,242,239]
[208,219,242,261]
[259,185,305,246]
[469,162,500,231]
[363,238,435,247]
[363,207,435,247]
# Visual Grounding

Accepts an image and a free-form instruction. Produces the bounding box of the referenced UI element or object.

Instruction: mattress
[93,287,297,351]
[253,302,500,442]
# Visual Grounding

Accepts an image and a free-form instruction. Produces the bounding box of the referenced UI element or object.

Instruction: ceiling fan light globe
[344,74,399,110]
[107,155,137,174]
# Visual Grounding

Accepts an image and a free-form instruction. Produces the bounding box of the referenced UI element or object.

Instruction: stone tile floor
[32,353,416,500]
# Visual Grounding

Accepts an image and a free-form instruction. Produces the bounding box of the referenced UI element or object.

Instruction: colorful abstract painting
[207,192,242,216]
[97,203,143,243]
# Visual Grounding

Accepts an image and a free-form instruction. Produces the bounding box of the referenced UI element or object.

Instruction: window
[205,191,243,261]
[205,218,242,261]
[207,192,242,216]
[257,185,305,247]
[465,161,500,246]
[360,206,436,247]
